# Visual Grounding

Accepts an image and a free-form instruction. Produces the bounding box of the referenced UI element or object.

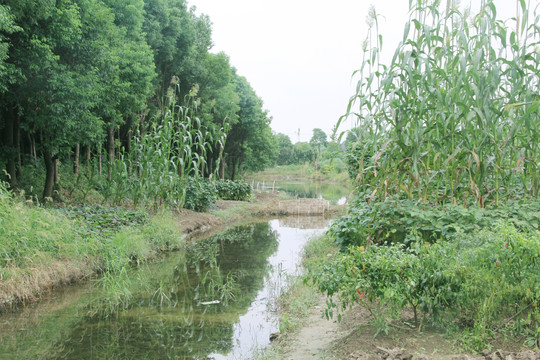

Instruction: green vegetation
[215,180,252,201]
[310,0,540,352]
[310,224,540,350]
[0,0,352,212]
[0,0,276,202]
[267,128,350,183]
[0,182,183,308]
[0,183,90,271]
[339,1,538,205]
[330,198,540,250]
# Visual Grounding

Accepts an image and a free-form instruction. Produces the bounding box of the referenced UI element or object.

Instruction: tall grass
[0,181,184,308]
[105,85,223,209]
[0,182,88,270]
[340,0,539,206]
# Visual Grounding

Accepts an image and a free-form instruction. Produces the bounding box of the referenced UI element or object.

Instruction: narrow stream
[0,216,332,359]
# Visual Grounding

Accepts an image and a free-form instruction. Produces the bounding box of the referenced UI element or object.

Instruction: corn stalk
[344,0,539,206]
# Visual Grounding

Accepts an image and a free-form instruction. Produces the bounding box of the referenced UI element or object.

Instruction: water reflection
[0,219,327,359]
[257,181,350,205]
[278,216,332,229]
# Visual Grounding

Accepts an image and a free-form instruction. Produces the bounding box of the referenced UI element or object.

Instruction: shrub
[182,177,216,212]
[214,180,252,201]
[330,198,540,250]
[309,223,540,350]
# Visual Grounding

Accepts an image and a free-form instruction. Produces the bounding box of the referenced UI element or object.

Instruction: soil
[283,296,342,360]
[280,298,540,360]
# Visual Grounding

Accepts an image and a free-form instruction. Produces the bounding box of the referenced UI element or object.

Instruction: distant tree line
[274,128,347,172]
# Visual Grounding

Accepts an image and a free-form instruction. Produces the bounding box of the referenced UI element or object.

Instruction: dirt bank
[182,191,344,239]
[276,295,540,360]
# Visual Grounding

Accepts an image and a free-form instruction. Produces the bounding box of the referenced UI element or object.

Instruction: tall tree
[0,4,19,187]
[310,128,328,156]
[224,73,276,179]
[142,0,197,105]
[275,133,294,166]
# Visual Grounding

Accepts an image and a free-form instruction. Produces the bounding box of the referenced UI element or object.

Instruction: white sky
[188,0,536,143]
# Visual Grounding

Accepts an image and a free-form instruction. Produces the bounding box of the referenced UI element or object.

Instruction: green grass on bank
[0,182,184,308]
[245,163,349,184]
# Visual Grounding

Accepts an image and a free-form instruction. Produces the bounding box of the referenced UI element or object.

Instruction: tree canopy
[0,0,276,197]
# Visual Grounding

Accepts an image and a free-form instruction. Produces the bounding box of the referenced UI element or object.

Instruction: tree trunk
[107,126,115,181]
[4,107,18,188]
[98,146,102,175]
[28,132,37,163]
[53,156,61,201]
[127,128,132,154]
[208,158,213,178]
[86,146,91,173]
[15,119,22,178]
[231,157,237,181]
[218,143,225,180]
[219,156,225,180]
[54,157,59,185]
[237,156,244,179]
[43,150,55,200]
[74,143,80,175]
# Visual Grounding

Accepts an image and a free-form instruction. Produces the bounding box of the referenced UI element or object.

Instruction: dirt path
[279,286,521,360]
[283,297,342,360]
[280,294,540,360]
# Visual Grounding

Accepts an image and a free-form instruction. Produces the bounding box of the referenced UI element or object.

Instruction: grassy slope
[0,184,184,309]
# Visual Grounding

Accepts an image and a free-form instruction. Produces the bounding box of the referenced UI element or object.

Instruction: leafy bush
[182,177,216,212]
[331,198,540,250]
[214,180,252,201]
[309,223,540,349]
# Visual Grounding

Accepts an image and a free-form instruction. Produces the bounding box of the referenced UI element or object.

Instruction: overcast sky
[188,0,536,143]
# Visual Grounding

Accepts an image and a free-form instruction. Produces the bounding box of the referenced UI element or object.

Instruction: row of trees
[275,128,335,166]
[0,0,276,198]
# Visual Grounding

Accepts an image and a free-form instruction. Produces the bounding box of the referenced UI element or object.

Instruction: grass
[0,182,185,310]
[246,163,349,184]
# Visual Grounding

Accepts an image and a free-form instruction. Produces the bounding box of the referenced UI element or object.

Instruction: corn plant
[106,85,221,209]
[340,0,539,206]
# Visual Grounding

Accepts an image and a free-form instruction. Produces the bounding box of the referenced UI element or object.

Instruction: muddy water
[0,217,331,359]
